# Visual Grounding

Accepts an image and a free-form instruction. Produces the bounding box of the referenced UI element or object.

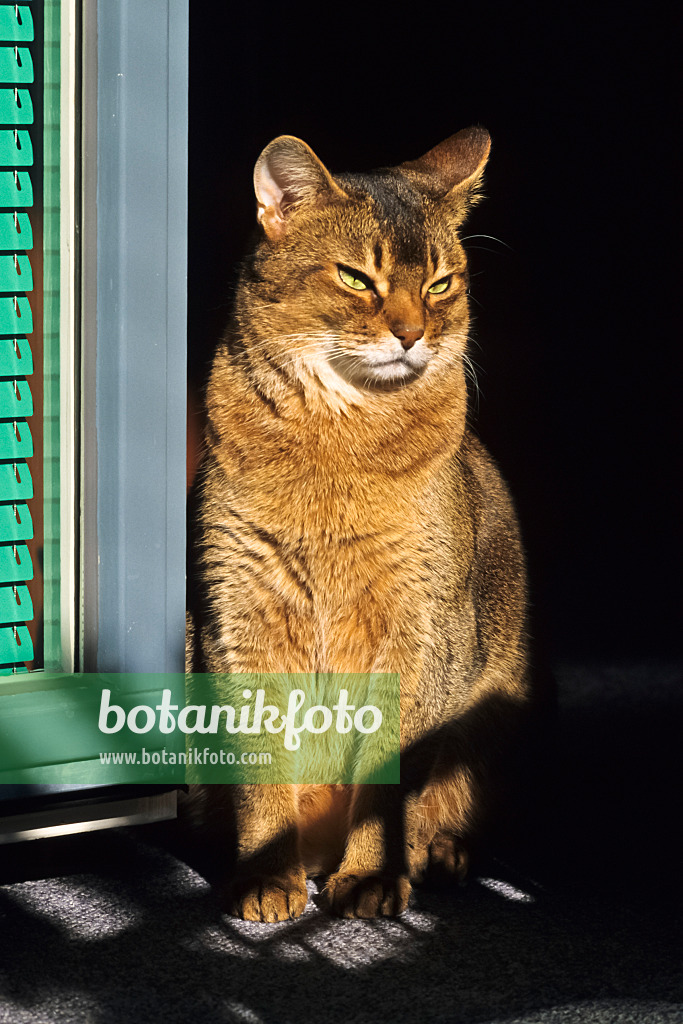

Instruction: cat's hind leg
[403,763,475,887]
[408,830,470,885]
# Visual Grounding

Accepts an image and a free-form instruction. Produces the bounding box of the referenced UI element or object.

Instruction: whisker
[462,353,485,413]
[461,233,513,251]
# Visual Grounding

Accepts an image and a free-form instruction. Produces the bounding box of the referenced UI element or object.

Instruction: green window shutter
[0,5,35,672]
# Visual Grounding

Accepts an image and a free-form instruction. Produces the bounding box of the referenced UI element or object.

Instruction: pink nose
[393,327,424,350]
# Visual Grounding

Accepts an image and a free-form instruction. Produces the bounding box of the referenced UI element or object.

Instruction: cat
[186,126,535,922]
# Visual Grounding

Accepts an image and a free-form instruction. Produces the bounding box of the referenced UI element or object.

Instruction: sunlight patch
[225,1002,264,1023]
[12,877,141,938]
[477,876,535,903]
[304,908,438,968]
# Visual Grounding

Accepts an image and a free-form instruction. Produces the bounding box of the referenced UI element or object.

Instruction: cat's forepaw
[224,866,308,923]
[325,870,411,919]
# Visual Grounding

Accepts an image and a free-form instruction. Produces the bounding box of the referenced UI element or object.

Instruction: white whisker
[461,233,513,251]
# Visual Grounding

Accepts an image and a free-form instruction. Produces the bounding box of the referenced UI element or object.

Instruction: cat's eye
[428,277,451,295]
[338,266,370,291]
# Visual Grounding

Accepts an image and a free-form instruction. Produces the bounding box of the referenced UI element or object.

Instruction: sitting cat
[187,126,534,921]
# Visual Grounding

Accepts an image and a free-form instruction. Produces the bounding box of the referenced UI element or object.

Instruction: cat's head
[243,128,490,391]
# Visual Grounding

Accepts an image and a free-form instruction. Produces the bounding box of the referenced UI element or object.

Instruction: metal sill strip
[0,789,177,844]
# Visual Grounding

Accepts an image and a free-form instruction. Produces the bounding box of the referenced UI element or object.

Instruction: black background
[188,4,680,665]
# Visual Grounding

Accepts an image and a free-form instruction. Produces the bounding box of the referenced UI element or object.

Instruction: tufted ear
[399,126,491,209]
[254,136,347,241]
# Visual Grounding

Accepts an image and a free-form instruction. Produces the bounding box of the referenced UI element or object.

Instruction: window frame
[0,0,188,831]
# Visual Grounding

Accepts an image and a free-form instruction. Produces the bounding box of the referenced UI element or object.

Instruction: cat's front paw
[224,866,308,923]
[325,870,411,919]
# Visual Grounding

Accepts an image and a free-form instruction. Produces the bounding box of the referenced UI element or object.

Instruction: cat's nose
[394,327,424,350]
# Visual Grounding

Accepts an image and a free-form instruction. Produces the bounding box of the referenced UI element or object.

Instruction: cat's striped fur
[187,128,533,921]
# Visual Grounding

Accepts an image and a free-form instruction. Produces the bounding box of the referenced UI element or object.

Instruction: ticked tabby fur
[188,126,533,921]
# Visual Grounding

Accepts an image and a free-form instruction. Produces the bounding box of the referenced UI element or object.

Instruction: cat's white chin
[330,340,433,388]
[361,346,434,383]
[363,359,416,382]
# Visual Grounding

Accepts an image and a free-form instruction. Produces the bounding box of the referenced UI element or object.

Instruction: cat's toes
[408,833,469,885]
[224,867,308,923]
[426,833,469,883]
[325,871,411,919]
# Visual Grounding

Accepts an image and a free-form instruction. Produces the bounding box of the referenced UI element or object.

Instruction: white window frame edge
[60,0,78,673]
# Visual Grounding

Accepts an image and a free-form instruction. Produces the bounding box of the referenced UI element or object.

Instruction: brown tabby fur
[187,127,533,921]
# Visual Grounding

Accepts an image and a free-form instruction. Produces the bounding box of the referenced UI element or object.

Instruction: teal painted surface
[0,336,33,373]
[0,420,32,460]
[0,502,31,542]
[0,622,32,662]
[0,211,31,249]
[0,88,33,124]
[0,129,32,166]
[0,6,34,43]
[0,675,185,782]
[0,542,33,583]
[0,46,33,83]
[0,378,32,417]
[0,295,32,333]
[0,170,31,205]
[0,460,32,501]
[0,255,32,292]
[0,583,32,623]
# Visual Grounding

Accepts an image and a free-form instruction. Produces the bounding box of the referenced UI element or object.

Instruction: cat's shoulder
[457,429,521,531]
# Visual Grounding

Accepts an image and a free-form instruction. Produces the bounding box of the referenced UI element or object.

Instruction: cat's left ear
[399,126,491,218]
[254,136,346,241]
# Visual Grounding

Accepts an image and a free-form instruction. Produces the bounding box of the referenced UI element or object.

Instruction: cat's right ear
[254,136,346,241]
[400,126,492,219]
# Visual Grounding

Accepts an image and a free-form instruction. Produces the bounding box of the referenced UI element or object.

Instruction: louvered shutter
[0,5,34,673]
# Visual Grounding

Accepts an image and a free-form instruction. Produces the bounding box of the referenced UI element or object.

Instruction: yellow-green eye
[338,267,369,291]
[428,277,451,295]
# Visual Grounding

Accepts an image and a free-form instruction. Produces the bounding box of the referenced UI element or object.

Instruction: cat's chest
[296,532,433,673]
[293,524,427,606]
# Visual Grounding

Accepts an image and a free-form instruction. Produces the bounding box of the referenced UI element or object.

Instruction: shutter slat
[0,211,31,249]
[0,88,32,125]
[0,254,32,291]
[0,47,34,84]
[0,378,32,417]
[0,460,32,500]
[0,542,33,582]
[0,336,32,373]
[0,582,32,623]
[0,419,32,459]
[0,170,32,205]
[0,129,32,166]
[0,502,32,542]
[0,7,34,44]
[0,623,33,663]
[0,294,31,332]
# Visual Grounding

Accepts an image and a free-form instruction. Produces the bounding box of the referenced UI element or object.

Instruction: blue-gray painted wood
[93,0,188,672]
